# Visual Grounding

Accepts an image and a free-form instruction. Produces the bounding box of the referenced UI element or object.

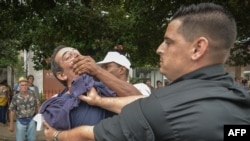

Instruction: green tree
[0,0,249,69]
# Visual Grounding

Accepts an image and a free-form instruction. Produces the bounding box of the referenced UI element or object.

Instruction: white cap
[133,83,151,96]
[97,52,131,69]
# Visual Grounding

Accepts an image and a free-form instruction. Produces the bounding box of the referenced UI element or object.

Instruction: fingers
[78,88,99,106]
[89,87,97,94]
[79,95,89,102]
[73,55,93,66]
[72,58,84,73]
[72,55,99,76]
[73,56,90,74]
[73,65,89,75]
[43,120,50,129]
[43,120,56,141]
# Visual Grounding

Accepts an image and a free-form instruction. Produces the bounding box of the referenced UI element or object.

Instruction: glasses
[62,49,80,62]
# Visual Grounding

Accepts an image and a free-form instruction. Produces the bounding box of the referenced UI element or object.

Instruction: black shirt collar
[171,64,229,85]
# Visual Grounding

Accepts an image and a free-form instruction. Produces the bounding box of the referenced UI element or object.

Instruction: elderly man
[44,3,250,141]
[40,45,141,130]
[9,76,40,141]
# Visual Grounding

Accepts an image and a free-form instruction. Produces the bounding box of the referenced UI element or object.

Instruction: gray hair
[50,45,68,86]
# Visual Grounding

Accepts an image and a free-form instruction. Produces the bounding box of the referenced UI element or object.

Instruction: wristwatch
[53,131,62,141]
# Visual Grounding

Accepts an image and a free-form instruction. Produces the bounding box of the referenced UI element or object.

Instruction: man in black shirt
[44,3,250,141]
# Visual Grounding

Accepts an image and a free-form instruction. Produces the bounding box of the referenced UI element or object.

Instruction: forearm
[58,126,95,141]
[9,111,15,124]
[95,68,141,97]
[98,95,145,113]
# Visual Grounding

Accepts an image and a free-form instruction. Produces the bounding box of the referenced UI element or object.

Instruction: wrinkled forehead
[56,47,75,57]
[19,81,28,85]
[55,47,78,62]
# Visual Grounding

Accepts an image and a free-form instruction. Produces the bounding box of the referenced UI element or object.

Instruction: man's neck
[21,91,29,96]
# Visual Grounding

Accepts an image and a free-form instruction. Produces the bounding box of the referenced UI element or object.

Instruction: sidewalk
[0,123,45,141]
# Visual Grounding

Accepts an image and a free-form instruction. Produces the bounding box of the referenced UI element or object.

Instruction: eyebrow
[164,36,174,43]
[62,50,70,59]
[20,83,27,85]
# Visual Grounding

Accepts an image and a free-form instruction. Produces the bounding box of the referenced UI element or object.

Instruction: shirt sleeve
[9,94,17,111]
[94,100,155,141]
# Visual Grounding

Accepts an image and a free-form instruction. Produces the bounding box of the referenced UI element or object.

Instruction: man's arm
[72,55,141,97]
[9,110,15,132]
[43,121,94,141]
[80,87,146,113]
[95,68,141,97]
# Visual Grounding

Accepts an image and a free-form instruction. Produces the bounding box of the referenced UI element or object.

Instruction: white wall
[26,51,43,93]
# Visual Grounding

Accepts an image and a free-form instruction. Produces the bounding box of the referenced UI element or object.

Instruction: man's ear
[56,72,67,81]
[119,66,126,75]
[191,37,208,60]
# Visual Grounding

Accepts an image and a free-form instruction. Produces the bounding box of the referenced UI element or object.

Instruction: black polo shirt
[94,64,250,141]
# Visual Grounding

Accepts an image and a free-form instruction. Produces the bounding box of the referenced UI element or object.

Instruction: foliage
[227,38,250,66]
[0,40,19,67]
[0,0,249,70]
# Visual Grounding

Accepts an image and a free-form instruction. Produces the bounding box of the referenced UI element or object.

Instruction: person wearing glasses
[44,3,250,141]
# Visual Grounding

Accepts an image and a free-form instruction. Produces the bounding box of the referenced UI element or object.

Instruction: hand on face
[72,55,100,76]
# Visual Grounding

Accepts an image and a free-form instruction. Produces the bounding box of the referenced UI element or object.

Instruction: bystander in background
[0,82,9,126]
[9,76,40,141]
[145,79,154,92]
[27,75,40,99]
[156,80,163,88]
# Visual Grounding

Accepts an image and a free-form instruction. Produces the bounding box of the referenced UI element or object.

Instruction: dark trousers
[0,106,6,124]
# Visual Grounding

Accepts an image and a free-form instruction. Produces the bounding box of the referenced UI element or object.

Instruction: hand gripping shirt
[40,74,116,130]
[94,64,250,141]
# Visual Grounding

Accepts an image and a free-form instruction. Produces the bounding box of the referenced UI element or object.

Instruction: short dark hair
[50,45,68,86]
[27,75,34,80]
[172,3,237,50]
[145,79,151,83]
[156,80,162,84]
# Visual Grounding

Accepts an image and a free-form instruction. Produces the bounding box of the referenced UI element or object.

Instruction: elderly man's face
[55,47,80,84]
[19,82,29,93]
